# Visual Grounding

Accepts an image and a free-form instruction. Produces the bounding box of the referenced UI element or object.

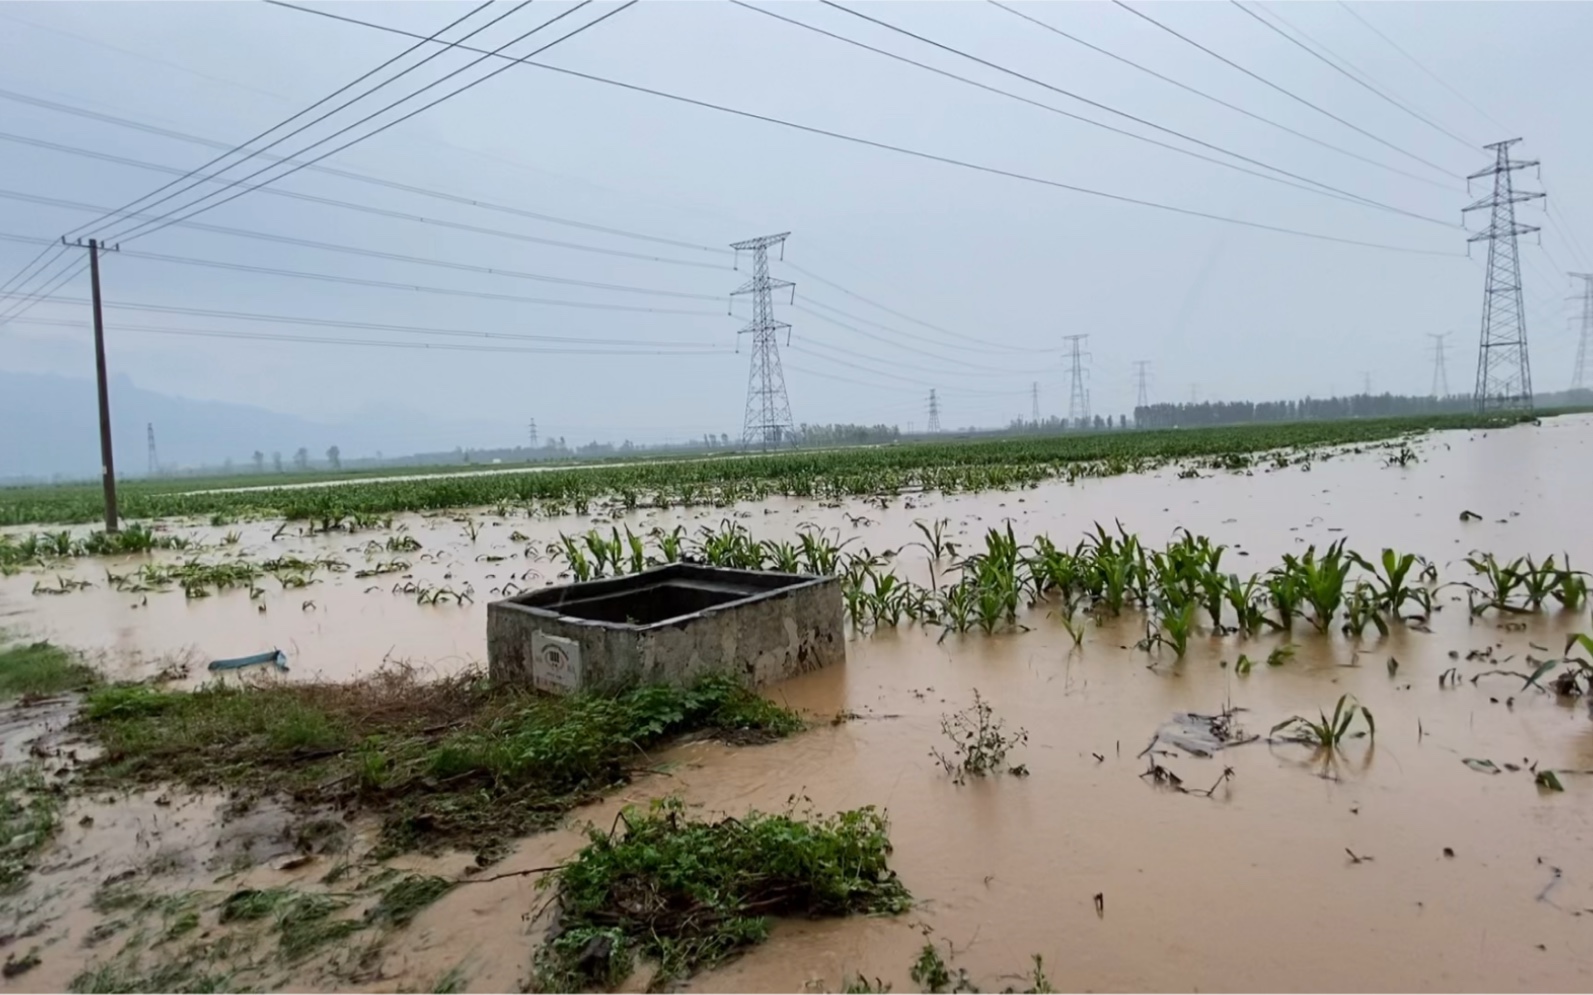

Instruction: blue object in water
[207,649,289,673]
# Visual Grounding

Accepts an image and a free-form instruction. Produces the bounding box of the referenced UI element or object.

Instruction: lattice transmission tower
[926,389,941,433]
[1030,382,1040,424]
[1570,273,1593,393]
[1132,360,1152,410]
[146,423,158,476]
[527,418,538,449]
[731,233,796,448]
[1425,333,1451,398]
[1465,139,1542,411]
[1063,334,1090,428]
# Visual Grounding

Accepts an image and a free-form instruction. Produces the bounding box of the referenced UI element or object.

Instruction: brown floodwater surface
[6,417,1593,991]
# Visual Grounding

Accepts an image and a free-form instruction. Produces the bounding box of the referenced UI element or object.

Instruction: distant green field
[0,412,1544,527]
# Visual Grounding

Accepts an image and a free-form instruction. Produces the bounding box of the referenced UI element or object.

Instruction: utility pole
[1062,333,1090,428]
[72,237,119,532]
[1426,332,1452,398]
[1030,382,1040,425]
[926,389,942,433]
[1570,273,1593,393]
[527,417,538,450]
[731,232,796,448]
[146,423,158,477]
[1132,360,1152,409]
[1465,139,1542,411]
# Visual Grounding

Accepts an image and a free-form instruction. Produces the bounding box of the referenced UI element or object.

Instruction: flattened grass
[0,640,98,698]
[77,672,802,856]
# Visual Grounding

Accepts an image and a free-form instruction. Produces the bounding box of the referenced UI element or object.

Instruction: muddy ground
[3,415,1593,991]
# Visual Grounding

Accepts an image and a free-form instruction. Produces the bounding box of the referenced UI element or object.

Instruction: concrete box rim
[487,562,838,632]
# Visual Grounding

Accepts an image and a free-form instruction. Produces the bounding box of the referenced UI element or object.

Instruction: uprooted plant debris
[530,796,911,992]
[71,669,803,859]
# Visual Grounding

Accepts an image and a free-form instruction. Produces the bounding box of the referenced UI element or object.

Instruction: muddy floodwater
[6,415,1593,992]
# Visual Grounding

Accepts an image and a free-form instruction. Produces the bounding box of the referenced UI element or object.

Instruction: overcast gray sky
[1,0,1589,453]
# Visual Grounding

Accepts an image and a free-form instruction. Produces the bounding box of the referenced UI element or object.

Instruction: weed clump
[531,796,910,991]
[931,691,1028,784]
[0,640,99,699]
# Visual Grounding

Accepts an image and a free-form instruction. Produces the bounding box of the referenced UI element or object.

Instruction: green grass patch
[531,797,910,991]
[0,640,98,699]
[0,765,60,895]
[77,672,802,857]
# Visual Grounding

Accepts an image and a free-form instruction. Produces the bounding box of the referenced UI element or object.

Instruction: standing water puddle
[3,416,1593,991]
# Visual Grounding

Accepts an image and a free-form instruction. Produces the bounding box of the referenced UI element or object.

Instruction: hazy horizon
[2,1,1590,476]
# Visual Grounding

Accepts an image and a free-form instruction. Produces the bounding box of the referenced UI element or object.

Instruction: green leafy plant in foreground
[1271,694,1375,749]
[531,796,909,991]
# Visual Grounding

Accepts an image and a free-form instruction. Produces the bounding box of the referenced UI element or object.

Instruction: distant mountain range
[0,370,512,482]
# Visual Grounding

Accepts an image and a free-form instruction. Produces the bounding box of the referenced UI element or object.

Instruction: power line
[0,86,729,255]
[0,232,717,313]
[986,1,1454,192]
[0,188,721,300]
[781,261,1039,354]
[0,256,90,325]
[1111,1,1464,180]
[23,293,726,349]
[1333,2,1510,134]
[738,0,1452,226]
[1230,1,1477,150]
[9,316,729,357]
[267,0,1461,255]
[103,2,634,246]
[792,305,1048,375]
[0,131,726,271]
[793,332,1039,381]
[0,231,721,317]
[69,2,500,242]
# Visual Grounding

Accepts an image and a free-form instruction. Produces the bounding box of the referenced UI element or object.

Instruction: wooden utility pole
[85,237,118,532]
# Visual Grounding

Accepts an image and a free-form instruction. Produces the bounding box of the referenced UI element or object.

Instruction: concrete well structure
[487,563,844,694]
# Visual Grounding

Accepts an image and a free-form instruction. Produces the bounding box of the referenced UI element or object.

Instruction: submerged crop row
[0,412,1534,526]
[546,519,1589,666]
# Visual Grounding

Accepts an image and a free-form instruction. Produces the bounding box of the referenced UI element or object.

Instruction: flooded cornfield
[4,415,1593,992]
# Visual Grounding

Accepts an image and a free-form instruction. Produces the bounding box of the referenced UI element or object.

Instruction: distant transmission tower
[1132,360,1152,409]
[527,418,538,449]
[1570,273,1593,393]
[1062,334,1090,428]
[1030,382,1040,423]
[146,422,158,476]
[927,389,942,433]
[1361,371,1373,396]
[1426,333,1452,398]
[1465,139,1542,411]
[731,232,796,448]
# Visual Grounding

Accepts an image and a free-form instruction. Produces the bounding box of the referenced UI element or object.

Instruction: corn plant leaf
[1462,758,1501,774]
[1536,770,1565,792]
[1524,658,1559,690]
